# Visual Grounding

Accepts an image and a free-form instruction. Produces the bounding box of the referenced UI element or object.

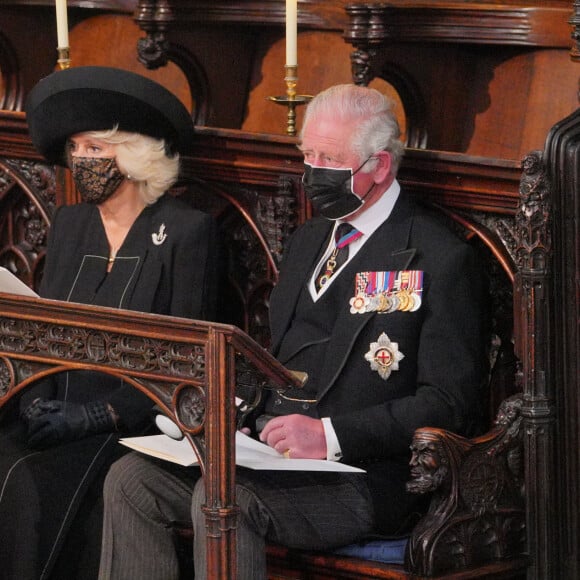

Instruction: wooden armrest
[405,395,526,576]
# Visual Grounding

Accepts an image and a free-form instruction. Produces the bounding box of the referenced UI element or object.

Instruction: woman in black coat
[0,66,220,579]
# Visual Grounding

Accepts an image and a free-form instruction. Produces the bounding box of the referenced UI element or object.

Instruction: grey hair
[75,127,180,204]
[300,84,404,175]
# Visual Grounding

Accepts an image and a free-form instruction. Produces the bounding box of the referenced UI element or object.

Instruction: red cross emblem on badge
[374,347,393,368]
[364,332,404,380]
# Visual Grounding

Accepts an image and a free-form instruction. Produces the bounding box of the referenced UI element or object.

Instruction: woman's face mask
[70,156,125,205]
[301,160,372,220]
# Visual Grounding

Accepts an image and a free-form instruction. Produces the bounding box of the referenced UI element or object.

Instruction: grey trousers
[98,452,373,580]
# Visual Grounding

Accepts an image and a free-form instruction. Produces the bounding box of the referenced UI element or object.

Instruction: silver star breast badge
[364,332,405,380]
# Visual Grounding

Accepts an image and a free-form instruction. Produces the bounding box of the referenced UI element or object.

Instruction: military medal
[349,293,370,314]
[351,270,424,315]
[317,253,338,289]
[396,289,411,311]
[408,270,423,312]
[364,332,405,380]
[377,293,392,312]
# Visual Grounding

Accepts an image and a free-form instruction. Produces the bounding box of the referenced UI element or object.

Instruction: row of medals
[360,288,422,313]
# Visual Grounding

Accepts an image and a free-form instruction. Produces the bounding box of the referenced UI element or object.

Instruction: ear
[372,151,393,183]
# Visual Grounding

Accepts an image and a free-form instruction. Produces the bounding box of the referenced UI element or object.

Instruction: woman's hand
[22,400,117,449]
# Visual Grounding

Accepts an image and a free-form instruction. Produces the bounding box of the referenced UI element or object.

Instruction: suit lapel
[270,219,333,354]
[315,195,417,400]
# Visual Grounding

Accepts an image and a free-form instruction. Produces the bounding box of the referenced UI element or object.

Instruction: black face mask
[302,161,371,220]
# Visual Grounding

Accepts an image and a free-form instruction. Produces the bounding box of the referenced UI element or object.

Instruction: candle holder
[268,65,312,137]
[57,47,71,70]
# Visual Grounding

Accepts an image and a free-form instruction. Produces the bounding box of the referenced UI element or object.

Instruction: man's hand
[259,414,327,459]
[22,399,116,449]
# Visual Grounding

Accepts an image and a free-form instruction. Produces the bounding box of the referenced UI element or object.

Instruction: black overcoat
[0,194,219,579]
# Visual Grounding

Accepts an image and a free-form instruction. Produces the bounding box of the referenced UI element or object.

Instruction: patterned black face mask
[70,157,125,205]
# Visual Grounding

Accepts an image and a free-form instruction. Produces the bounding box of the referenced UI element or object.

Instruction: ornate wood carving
[171,172,299,347]
[513,149,556,580]
[255,175,298,265]
[135,0,172,69]
[0,158,55,291]
[406,395,526,576]
[0,114,567,578]
[0,293,302,580]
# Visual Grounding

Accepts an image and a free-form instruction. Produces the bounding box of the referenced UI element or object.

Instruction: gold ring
[283,449,291,459]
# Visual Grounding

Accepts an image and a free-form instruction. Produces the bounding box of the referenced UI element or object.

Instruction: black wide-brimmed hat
[25,66,195,165]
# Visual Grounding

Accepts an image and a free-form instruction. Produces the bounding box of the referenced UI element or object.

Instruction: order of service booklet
[0,267,39,298]
[120,431,365,473]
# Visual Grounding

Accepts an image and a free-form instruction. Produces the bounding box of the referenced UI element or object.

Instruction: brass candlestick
[57,47,71,70]
[268,65,312,137]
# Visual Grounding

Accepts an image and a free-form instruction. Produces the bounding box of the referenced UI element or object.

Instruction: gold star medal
[364,332,405,380]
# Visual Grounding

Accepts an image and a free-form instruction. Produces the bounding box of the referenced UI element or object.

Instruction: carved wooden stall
[0,109,556,579]
[0,0,578,578]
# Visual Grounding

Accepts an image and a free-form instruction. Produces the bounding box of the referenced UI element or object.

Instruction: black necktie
[315,223,361,291]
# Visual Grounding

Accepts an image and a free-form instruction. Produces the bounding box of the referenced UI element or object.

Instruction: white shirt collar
[339,178,401,237]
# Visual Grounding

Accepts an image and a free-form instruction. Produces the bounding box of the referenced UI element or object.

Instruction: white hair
[300,84,404,174]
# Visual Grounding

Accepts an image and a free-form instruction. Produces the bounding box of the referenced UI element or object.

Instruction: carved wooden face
[407,435,448,494]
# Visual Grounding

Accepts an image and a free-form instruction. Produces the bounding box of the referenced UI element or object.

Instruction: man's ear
[373,151,392,182]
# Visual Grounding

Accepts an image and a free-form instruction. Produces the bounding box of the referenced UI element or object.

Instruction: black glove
[21,397,53,422]
[23,399,117,449]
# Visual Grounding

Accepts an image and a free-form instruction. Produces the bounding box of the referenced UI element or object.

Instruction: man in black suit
[98,84,487,580]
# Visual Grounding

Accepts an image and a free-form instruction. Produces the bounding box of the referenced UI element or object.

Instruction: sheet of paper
[0,267,39,298]
[120,431,365,472]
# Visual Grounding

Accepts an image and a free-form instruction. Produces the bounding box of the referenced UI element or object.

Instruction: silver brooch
[152,223,167,246]
[364,332,404,380]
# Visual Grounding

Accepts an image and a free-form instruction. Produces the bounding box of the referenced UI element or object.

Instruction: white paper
[120,431,365,472]
[0,267,39,297]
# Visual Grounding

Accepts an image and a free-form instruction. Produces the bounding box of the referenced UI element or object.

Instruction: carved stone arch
[0,30,23,111]
[375,61,428,149]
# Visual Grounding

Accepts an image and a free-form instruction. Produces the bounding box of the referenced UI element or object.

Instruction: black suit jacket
[269,193,488,533]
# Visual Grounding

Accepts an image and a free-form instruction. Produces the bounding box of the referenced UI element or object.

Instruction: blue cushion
[332,538,408,564]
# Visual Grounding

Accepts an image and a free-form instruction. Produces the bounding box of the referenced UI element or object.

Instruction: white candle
[285,0,298,67]
[55,0,69,48]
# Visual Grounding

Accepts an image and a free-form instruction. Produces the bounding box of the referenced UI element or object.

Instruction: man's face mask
[70,157,125,205]
[302,160,372,220]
